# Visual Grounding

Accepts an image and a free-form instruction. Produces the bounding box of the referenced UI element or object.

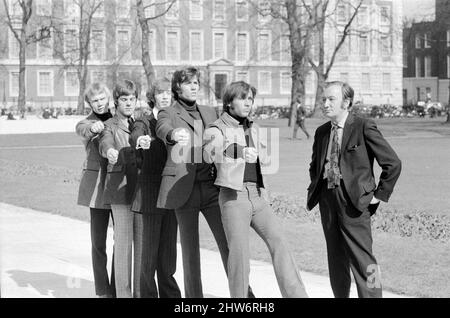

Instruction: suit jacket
[155,101,218,210]
[98,115,137,205]
[307,114,402,213]
[130,112,171,214]
[76,112,110,209]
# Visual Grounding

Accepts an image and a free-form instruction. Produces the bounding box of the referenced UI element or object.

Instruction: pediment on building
[208,58,234,67]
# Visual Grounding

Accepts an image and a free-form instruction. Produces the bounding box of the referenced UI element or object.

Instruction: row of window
[339,72,392,92]
[7,69,297,97]
[337,32,392,57]
[415,31,450,49]
[7,28,292,62]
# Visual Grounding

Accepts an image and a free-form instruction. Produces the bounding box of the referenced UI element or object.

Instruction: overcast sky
[402,0,435,21]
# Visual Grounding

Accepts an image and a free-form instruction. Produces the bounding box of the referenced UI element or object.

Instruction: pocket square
[347,144,359,151]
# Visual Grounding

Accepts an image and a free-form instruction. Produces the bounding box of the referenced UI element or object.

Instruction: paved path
[0,203,409,298]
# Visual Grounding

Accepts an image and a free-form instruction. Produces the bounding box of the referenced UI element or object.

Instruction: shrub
[270,194,450,242]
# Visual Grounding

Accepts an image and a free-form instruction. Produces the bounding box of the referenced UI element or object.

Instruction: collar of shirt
[332,111,349,129]
[153,107,159,120]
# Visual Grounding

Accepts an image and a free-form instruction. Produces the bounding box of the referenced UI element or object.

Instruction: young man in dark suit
[76,83,115,298]
[307,81,402,298]
[129,77,181,298]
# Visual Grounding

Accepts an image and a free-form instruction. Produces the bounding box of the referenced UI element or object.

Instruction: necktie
[127,117,134,131]
[327,123,341,189]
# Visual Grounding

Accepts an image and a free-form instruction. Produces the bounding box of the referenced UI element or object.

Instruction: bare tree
[3,0,52,115]
[308,0,364,114]
[135,0,177,92]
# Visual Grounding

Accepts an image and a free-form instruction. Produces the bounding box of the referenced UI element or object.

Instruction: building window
[280,35,290,62]
[380,35,391,56]
[116,0,130,19]
[358,6,368,26]
[37,31,53,59]
[190,0,203,20]
[447,30,450,47]
[361,73,370,91]
[8,29,20,59]
[65,0,79,18]
[93,1,105,18]
[359,33,369,56]
[37,71,53,96]
[91,70,106,84]
[258,71,272,94]
[258,31,271,61]
[144,0,155,17]
[166,30,180,61]
[189,30,203,61]
[415,34,421,49]
[236,32,248,61]
[90,30,105,60]
[258,0,271,24]
[166,0,179,19]
[213,31,226,59]
[213,0,226,21]
[416,87,421,101]
[280,71,291,94]
[380,6,390,25]
[424,33,431,48]
[425,56,432,77]
[36,0,52,16]
[65,71,79,96]
[9,71,20,97]
[340,73,349,83]
[337,4,346,23]
[447,55,450,78]
[337,31,349,56]
[235,71,249,82]
[382,73,391,91]
[148,29,156,61]
[236,0,248,21]
[8,0,22,16]
[117,28,131,61]
[64,27,79,59]
[415,56,422,77]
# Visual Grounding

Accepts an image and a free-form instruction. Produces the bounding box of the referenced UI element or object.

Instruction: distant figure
[7,111,16,120]
[292,97,310,139]
[307,81,402,298]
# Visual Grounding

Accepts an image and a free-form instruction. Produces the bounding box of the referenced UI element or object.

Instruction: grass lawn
[1,116,449,297]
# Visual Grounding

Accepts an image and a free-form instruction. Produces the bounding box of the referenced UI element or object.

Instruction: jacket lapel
[174,102,195,129]
[319,122,331,169]
[197,105,216,126]
[115,116,130,134]
[341,113,354,152]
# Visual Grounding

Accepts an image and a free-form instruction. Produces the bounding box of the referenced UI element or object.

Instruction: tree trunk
[17,28,27,114]
[313,72,325,117]
[137,0,156,93]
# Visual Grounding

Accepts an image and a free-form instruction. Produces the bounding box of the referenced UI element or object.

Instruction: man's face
[230,90,254,118]
[116,94,136,117]
[154,89,172,111]
[321,85,348,120]
[89,92,109,114]
[178,76,199,102]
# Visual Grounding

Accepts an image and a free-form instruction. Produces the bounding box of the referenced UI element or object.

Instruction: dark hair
[171,66,200,100]
[84,82,110,106]
[222,81,257,114]
[146,77,171,108]
[325,81,354,108]
[113,79,138,107]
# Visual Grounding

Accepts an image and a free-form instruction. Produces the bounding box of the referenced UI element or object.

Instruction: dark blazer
[155,101,218,210]
[76,112,110,209]
[307,114,402,213]
[98,115,137,205]
[130,112,169,214]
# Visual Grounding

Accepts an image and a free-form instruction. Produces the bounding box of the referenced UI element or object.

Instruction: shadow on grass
[6,270,95,298]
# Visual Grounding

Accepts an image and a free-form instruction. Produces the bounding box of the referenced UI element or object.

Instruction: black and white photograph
[0,0,449,306]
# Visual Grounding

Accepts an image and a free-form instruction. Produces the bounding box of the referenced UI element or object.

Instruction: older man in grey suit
[99,79,141,298]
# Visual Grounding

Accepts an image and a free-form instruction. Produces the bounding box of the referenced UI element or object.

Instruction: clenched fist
[243,147,258,163]
[106,148,119,165]
[137,135,152,150]
[172,128,190,146]
[90,121,105,134]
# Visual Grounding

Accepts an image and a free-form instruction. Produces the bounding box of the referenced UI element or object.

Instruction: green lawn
[1,116,449,297]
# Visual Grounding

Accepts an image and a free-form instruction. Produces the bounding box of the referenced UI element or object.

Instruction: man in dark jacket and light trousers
[307,81,402,298]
